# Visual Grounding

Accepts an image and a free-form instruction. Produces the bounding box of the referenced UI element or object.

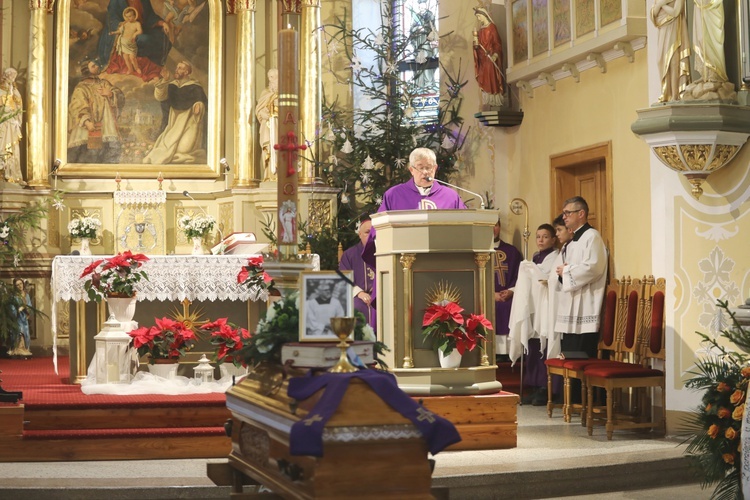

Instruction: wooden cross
[274,131,307,177]
[494,250,508,287]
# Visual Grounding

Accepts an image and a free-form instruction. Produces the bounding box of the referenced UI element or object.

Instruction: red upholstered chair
[585,276,667,439]
[545,277,632,422]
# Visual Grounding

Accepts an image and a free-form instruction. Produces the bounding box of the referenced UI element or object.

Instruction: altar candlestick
[274,23,306,259]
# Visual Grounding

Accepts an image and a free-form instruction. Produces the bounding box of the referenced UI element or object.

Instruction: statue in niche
[0,68,25,186]
[649,0,691,102]
[256,69,278,182]
[682,0,736,101]
[8,278,33,357]
[473,7,504,108]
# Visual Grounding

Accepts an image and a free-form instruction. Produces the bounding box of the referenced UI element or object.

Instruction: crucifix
[275,130,307,177]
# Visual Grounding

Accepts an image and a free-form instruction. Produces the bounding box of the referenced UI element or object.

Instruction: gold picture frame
[53,0,223,179]
[299,271,354,342]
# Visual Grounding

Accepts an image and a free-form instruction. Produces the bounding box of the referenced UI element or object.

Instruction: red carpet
[0,356,227,410]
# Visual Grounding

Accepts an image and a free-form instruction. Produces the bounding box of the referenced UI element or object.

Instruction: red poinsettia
[201,317,252,368]
[128,317,195,364]
[237,255,276,299]
[80,251,150,302]
[422,302,492,356]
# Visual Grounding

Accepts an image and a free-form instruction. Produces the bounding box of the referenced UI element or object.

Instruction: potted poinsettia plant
[80,251,149,323]
[422,301,493,368]
[202,317,251,365]
[128,317,196,367]
[237,255,277,301]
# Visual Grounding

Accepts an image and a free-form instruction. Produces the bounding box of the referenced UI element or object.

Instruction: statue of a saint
[256,69,278,182]
[692,0,727,83]
[649,0,691,102]
[473,7,504,107]
[0,68,25,186]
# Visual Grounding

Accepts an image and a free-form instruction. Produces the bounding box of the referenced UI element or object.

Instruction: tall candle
[275,24,305,259]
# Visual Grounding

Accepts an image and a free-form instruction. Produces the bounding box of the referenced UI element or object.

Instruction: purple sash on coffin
[288,370,461,457]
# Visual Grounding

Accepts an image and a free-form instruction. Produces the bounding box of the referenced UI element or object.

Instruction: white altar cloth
[50,254,320,373]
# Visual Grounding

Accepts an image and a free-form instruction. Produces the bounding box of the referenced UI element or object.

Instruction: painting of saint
[63,0,213,170]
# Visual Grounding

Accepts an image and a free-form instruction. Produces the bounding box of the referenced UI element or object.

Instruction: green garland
[239,292,389,370]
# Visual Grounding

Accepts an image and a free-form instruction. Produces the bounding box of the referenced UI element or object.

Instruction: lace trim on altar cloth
[321,424,421,442]
[114,190,167,207]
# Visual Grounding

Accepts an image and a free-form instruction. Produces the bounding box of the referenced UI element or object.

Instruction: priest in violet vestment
[362,147,467,266]
[493,217,523,358]
[339,216,376,333]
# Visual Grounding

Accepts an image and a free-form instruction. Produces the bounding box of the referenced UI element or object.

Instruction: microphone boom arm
[427,177,486,209]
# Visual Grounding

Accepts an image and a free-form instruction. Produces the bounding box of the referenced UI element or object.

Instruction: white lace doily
[114,190,167,207]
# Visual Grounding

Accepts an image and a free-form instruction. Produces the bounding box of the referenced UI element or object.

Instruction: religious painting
[531,0,549,57]
[511,0,529,65]
[600,0,622,27]
[553,0,571,47]
[54,0,222,179]
[299,271,354,342]
[574,0,595,38]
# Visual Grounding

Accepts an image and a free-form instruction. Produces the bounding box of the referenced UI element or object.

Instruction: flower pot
[148,358,179,379]
[220,363,249,380]
[438,349,462,368]
[191,236,207,255]
[79,237,92,255]
[106,296,137,323]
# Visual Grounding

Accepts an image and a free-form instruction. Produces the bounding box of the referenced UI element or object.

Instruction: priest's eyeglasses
[561,209,582,217]
[410,165,436,174]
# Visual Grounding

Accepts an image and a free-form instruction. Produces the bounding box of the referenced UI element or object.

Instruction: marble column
[231,0,259,188]
[299,0,322,185]
[26,0,54,189]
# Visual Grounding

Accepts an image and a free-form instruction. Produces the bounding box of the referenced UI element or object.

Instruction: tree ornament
[341,138,354,154]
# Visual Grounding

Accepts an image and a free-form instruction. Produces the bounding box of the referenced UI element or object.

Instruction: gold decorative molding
[474,253,491,366]
[307,199,331,232]
[28,1,55,12]
[652,144,741,198]
[400,253,416,369]
[220,202,234,236]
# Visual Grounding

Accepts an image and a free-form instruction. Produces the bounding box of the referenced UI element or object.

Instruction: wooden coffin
[225,366,435,499]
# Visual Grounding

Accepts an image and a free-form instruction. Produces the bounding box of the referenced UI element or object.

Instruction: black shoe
[521,391,535,405]
[531,388,548,406]
[496,354,511,363]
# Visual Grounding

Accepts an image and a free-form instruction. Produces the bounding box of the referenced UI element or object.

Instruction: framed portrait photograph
[53,0,222,179]
[299,271,354,342]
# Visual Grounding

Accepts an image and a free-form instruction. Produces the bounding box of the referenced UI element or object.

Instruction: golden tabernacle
[225,366,457,499]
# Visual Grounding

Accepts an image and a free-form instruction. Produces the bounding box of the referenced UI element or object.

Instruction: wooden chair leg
[587,382,594,436]
[563,374,571,423]
[546,370,553,418]
[580,376,587,427]
[606,386,614,440]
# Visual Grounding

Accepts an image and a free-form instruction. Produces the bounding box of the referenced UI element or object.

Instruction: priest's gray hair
[409,147,437,168]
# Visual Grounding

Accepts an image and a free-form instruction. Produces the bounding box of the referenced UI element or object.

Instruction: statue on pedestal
[256,69,278,182]
[0,68,25,186]
[649,0,691,102]
[473,7,504,108]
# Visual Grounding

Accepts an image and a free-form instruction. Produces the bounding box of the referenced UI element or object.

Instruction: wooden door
[550,142,614,280]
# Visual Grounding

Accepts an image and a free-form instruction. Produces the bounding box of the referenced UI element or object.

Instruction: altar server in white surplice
[554,196,608,403]
[507,223,559,404]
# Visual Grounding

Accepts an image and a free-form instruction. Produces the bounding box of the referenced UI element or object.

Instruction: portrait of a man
[301,273,353,341]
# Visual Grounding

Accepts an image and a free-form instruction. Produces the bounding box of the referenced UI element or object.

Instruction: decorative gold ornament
[425,280,462,307]
[652,143,741,198]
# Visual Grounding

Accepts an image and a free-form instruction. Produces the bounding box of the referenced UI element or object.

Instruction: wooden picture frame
[54,0,222,179]
[299,271,354,342]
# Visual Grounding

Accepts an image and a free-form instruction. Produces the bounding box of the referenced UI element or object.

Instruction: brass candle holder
[328,317,357,373]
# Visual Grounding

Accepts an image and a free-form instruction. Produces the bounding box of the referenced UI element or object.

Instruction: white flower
[68,216,101,239]
[179,214,216,238]
[326,38,340,56]
[362,324,376,342]
[265,305,277,322]
[52,199,65,211]
[385,61,397,74]
[256,339,273,354]
[374,195,383,205]
[373,33,385,47]
[360,171,371,183]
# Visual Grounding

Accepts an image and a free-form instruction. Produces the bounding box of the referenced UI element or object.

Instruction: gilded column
[475,253,491,366]
[400,253,416,369]
[26,0,54,189]
[299,0,322,184]
[231,0,259,188]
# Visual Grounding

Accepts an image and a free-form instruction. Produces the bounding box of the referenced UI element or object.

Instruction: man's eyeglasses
[410,165,436,174]
[561,209,582,217]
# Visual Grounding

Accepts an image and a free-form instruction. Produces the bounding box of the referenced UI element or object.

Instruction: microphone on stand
[182,190,225,255]
[426,176,486,209]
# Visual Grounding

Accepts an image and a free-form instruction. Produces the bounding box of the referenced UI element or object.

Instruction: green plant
[238,292,389,370]
[683,300,750,500]
[80,251,150,301]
